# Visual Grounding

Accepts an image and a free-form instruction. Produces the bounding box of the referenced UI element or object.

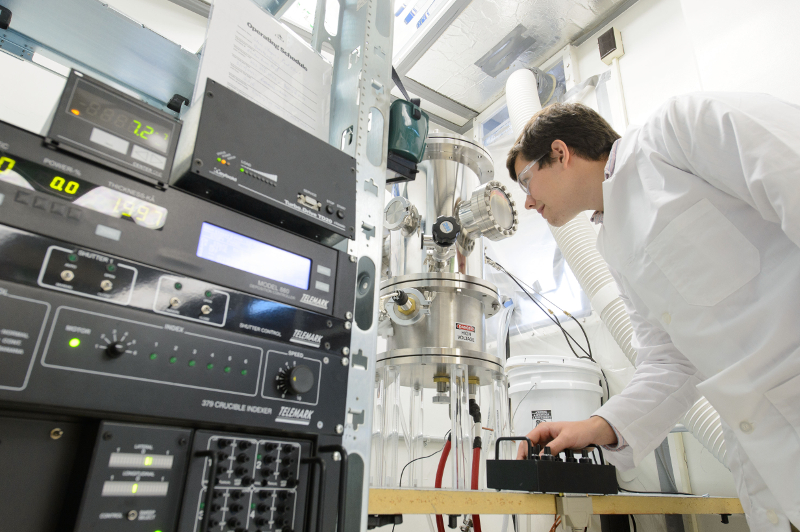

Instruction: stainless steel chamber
[373,133,519,490]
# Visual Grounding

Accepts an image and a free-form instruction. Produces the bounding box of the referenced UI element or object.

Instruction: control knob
[276,365,315,395]
[105,342,126,358]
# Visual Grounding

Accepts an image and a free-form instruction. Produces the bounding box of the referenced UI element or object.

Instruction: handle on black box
[495,436,532,460]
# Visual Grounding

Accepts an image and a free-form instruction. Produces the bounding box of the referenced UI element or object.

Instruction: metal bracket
[556,496,593,530]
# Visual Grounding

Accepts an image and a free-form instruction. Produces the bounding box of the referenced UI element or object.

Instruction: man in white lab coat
[506,94,800,531]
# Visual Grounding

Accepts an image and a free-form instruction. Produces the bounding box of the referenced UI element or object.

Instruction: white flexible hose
[505,71,728,467]
[506,69,542,141]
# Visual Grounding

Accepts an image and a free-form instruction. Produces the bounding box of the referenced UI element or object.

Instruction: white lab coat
[592,93,800,531]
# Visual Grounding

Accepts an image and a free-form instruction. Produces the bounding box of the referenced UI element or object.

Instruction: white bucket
[506,354,603,437]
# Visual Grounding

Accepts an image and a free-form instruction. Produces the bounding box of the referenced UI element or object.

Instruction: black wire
[619,487,694,496]
[398,431,451,487]
[506,271,592,361]
[630,515,637,532]
[584,444,605,465]
[488,257,595,361]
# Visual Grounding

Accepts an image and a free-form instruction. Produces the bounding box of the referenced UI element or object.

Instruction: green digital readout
[68,81,171,155]
[0,155,168,230]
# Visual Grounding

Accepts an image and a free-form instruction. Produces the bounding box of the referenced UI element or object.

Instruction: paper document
[194,0,332,140]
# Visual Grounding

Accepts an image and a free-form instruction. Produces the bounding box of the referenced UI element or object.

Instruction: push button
[14,191,33,206]
[739,421,753,434]
[33,196,49,210]
[336,209,345,219]
[51,203,68,216]
[68,208,82,220]
[326,204,334,214]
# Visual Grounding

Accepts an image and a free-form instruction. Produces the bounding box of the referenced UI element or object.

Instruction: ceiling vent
[474,24,536,78]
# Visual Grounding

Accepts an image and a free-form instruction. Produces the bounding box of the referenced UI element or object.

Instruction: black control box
[487,439,618,495]
[172,79,357,247]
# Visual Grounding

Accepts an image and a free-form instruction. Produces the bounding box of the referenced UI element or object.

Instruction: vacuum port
[297,193,321,211]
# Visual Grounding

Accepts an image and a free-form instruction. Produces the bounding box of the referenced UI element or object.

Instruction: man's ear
[551,139,570,166]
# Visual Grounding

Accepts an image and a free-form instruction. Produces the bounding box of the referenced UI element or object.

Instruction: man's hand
[516,417,617,460]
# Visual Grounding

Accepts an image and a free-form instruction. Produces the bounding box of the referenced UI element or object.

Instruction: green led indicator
[174,282,183,290]
[106,263,117,273]
[241,369,248,376]
[67,253,78,262]
[217,157,222,162]
[169,356,177,364]
[251,503,256,509]
[206,363,214,370]
[257,454,262,460]
[188,360,196,367]
[205,290,213,298]
[239,167,245,172]
[68,338,81,348]
[149,353,157,360]
[224,366,231,373]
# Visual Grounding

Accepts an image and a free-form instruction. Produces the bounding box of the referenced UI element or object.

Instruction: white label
[131,145,167,170]
[532,409,552,428]
[89,127,129,155]
[455,322,476,344]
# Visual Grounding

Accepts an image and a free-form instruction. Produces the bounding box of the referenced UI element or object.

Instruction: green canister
[387,99,429,164]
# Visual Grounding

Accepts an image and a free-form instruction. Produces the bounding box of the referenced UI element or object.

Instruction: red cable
[435,439,451,532]
[471,446,482,532]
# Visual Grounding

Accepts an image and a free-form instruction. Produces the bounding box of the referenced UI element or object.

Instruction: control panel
[0,80,354,532]
[171,79,357,247]
[179,431,313,532]
[74,422,193,532]
[0,120,356,319]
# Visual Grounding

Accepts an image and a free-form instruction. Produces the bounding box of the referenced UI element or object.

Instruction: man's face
[514,142,585,227]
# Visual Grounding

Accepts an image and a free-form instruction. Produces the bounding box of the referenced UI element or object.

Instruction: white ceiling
[404,0,627,119]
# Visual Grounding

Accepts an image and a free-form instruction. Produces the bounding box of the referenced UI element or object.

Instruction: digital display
[67,80,172,155]
[196,223,312,290]
[0,155,167,230]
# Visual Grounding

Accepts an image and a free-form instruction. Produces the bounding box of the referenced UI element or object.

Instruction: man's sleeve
[651,92,800,247]
[593,270,702,471]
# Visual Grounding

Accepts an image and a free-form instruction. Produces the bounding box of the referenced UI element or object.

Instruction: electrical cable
[618,487,694,496]
[396,432,450,532]
[630,515,637,532]
[471,446,482,532]
[486,257,593,360]
[488,256,612,410]
[399,431,451,487]
[435,436,452,532]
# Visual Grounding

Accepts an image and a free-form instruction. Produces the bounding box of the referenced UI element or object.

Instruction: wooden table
[368,488,743,515]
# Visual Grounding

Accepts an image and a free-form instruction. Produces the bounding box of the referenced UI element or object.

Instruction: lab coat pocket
[645,198,760,307]
[765,374,800,438]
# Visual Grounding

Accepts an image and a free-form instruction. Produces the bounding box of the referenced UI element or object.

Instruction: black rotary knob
[277,365,315,395]
[431,216,460,246]
[105,342,126,358]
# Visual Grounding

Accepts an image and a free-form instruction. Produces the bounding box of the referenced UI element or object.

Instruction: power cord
[630,515,637,532]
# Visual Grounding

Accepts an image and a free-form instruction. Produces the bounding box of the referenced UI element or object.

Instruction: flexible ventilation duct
[505,70,728,468]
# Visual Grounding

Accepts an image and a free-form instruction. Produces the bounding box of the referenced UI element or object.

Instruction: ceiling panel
[406,0,625,112]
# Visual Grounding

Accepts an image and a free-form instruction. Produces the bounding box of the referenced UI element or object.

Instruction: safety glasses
[517,154,544,197]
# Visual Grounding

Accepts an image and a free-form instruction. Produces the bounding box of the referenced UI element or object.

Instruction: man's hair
[506,103,620,182]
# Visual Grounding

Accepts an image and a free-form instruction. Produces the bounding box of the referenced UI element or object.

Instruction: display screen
[0,155,167,230]
[196,223,312,290]
[67,80,172,155]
